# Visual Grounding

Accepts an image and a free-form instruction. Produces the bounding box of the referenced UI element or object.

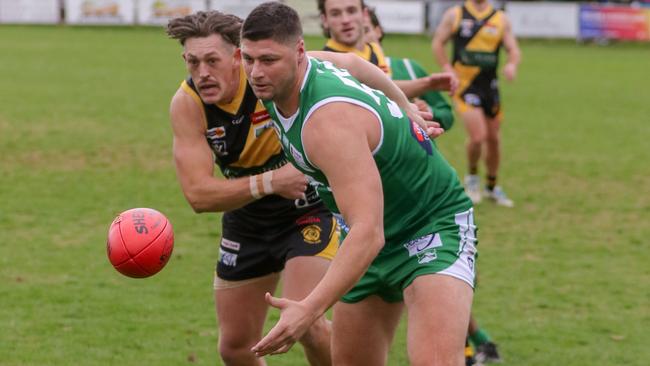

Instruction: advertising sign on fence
[65,0,135,25]
[507,2,578,38]
[579,5,650,41]
[0,0,59,23]
[366,0,425,34]
[137,0,206,25]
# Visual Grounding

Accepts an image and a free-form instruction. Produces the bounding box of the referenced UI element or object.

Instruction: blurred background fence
[2,0,650,41]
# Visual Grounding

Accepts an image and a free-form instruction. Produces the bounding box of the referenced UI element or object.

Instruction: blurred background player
[318,0,390,74]
[432,0,520,207]
[318,0,458,99]
[366,7,501,365]
[364,7,454,131]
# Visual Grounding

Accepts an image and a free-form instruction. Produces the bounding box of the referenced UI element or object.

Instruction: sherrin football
[107,208,174,278]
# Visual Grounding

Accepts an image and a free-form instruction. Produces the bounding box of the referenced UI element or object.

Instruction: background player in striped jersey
[318,0,459,99]
[433,0,521,207]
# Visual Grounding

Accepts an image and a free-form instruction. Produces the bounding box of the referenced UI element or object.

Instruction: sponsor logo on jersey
[333,213,350,234]
[214,126,226,138]
[254,120,274,138]
[404,233,443,264]
[231,115,245,125]
[460,19,474,37]
[409,122,433,155]
[219,248,238,267]
[301,225,322,244]
[295,185,322,208]
[206,127,229,156]
[484,24,499,36]
[250,110,271,124]
[296,214,322,226]
[221,238,241,251]
[289,144,315,172]
[212,140,228,157]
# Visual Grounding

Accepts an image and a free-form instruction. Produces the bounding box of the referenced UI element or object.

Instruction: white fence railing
[1,0,649,41]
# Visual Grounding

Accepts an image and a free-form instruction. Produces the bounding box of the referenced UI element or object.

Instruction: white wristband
[249,175,262,199]
[262,171,273,195]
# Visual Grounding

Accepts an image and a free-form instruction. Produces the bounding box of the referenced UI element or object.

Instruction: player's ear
[233,48,242,63]
[296,39,306,62]
[320,13,328,28]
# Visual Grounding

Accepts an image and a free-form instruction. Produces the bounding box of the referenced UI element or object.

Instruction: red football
[107,208,174,278]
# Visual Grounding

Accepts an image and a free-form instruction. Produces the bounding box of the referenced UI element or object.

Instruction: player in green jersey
[241,3,476,365]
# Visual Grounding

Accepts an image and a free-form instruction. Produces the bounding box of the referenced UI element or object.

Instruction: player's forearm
[394,78,433,99]
[432,40,452,71]
[506,47,521,66]
[302,223,384,315]
[181,175,262,213]
[346,56,413,112]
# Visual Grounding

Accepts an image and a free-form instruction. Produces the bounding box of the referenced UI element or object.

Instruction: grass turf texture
[1,26,648,365]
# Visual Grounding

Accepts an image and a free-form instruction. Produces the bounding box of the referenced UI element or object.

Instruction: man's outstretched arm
[251,102,385,357]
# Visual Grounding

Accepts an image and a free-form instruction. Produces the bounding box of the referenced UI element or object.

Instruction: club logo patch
[404,233,443,264]
[219,248,238,267]
[301,225,322,244]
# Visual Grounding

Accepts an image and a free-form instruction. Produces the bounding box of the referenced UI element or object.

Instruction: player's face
[322,0,367,47]
[183,34,240,104]
[240,38,304,103]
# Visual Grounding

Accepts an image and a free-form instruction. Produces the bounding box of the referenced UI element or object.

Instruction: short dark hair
[366,6,384,43]
[317,0,366,15]
[241,2,302,44]
[166,11,242,46]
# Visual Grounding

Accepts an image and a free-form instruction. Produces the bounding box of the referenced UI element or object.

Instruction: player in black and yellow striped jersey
[318,0,390,75]
[433,0,520,207]
[167,12,337,366]
[318,0,459,100]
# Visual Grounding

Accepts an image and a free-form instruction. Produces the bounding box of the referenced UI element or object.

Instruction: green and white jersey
[264,57,471,246]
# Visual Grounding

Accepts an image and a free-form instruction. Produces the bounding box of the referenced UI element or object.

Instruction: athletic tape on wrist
[262,171,273,195]
[249,175,262,199]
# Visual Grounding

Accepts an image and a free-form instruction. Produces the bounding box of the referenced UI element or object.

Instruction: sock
[469,166,478,175]
[469,329,491,347]
[486,175,497,191]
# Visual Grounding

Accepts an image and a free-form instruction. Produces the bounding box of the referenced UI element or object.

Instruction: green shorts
[341,208,478,303]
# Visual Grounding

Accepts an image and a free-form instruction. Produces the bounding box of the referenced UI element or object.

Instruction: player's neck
[224,67,242,104]
[329,37,366,53]
[275,58,308,118]
[468,0,490,12]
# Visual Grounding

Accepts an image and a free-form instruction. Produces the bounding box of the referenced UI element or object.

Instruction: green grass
[1,25,649,365]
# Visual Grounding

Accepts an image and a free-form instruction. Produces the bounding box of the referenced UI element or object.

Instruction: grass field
[1,25,649,365]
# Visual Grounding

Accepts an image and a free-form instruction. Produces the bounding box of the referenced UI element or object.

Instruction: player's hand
[503,62,517,82]
[406,103,444,139]
[413,98,433,115]
[271,164,308,200]
[251,293,317,357]
[427,71,459,95]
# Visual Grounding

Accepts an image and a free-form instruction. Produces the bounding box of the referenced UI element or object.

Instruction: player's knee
[468,132,486,146]
[299,315,331,348]
[218,335,256,364]
[485,132,500,145]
